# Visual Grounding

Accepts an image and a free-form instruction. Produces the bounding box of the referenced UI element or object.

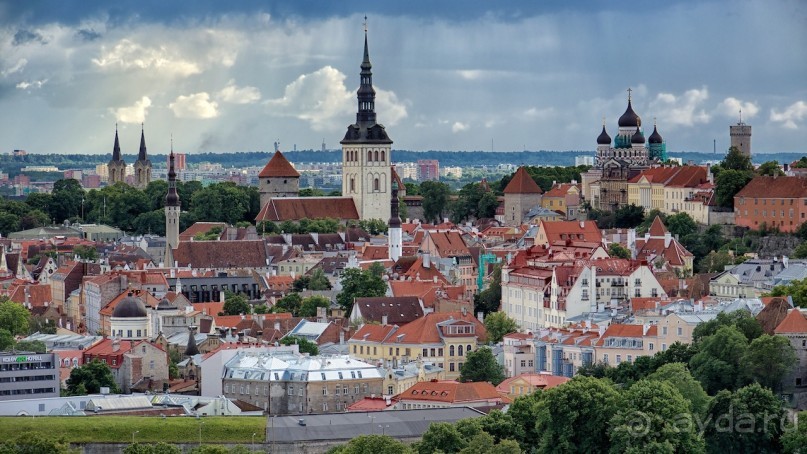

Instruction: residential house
[392,380,507,410]
[82,338,169,393]
[734,176,807,233]
[495,373,570,400]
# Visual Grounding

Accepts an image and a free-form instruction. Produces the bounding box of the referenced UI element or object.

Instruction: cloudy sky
[0,0,805,156]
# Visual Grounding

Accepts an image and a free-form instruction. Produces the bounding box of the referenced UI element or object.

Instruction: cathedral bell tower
[107,125,126,185]
[340,20,392,222]
[133,124,152,189]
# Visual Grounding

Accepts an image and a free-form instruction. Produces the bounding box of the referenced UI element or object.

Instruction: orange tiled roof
[539,220,602,244]
[255,197,359,222]
[648,216,668,237]
[347,397,392,412]
[351,324,398,343]
[774,309,807,334]
[179,222,228,241]
[735,175,807,199]
[503,167,542,194]
[396,380,507,404]
[258,150,300,178]
[596,324,657,346]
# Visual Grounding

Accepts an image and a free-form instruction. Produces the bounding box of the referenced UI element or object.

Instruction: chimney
[476,311,484,323]
[339,331,345,345]
[642,324,650,336]
[382,315,388,326]
[664,231,672,248]
[112,339,120,352]
[598,325,606,337]
[274,321,281,331]
[423,251,431,269]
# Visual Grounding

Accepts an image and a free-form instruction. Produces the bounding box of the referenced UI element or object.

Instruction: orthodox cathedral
[582,90,667,211]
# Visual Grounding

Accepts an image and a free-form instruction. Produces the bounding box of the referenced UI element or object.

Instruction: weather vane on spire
[170,133,173,152]
[627,87,632,101]
[363,15,367,33]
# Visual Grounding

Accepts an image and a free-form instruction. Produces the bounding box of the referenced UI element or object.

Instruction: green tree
[769,277,807,308]
[722,146,754,172]
[697,250,735,273]
[609,380,706,454]
[65,359,120,395]
[459,348,505,385]
[0,298,31,336]
[0,212,20,236]
[535,375,620,453]
[420,181,451,223]
[336,267,387,314]
[608,243,631,259]
[715,169,753,209]
[14,339,47,353]
[417,422,466,454]
[19,209,50,230]
[328,435,413,454]
[73,244,98,261]
[459,432,521,454]
[741,334,797,392]
[143,180,170,210]
[222,291,251,316]
[506,390,544,449]
[0,433,72,454]
[273,293,303,315]
[132,209,167,236]
[483,312,518,344]
[279,335,319,355]
[703,383,785,454]
[793,241,807,259]
[50,178,85,222]
[647,362,710,417]
[124,443,182,454]
[666,212,697,237]
[299,295,331,317]
[476,409,524,446]
[474,265,502,316]
[0,328,13,351]
[757,160,785,177]
[690,325,749,394]
[636,209,666,234]
[781,410,807,454]
[692,310,763,343]
[307,268,332,290]
[613,204,645,228]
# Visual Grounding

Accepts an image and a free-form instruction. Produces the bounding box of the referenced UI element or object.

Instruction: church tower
[388,179,402,262]
[133,124,152,189]
[258,150,300,208]
[164,147,180,267]
[107,126,126,185]
[341,22,392,222]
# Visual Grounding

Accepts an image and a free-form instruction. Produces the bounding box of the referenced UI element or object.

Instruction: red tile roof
[179,222,228,242]
[543,183,579,198]
[173,240,270,268]
[595,324,657,346]
[539,220,602,244]
[425,230,470,257]
[258,150,300,178]
[396,380,507,404]
[628,166,708,187]
[503,167,542,194]
[774,309,807,334]
[648,216,668,237]
[735,176,807,199]
[347,396,393,412]
[255,197,359,222]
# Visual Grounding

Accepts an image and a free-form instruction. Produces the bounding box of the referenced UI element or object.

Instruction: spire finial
[602,116,606,126]
[363,15,367,34]
[170,133,174,153]
[627,87,632,102]
[739,108,743,124]
[654,117,657,126]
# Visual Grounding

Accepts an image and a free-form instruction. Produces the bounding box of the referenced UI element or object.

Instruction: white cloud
[1,58,27,77]
[265,66,353,131]
[375,89,408,126]
[169,93,219,119]
[92,39,201,77]
[16,79,47,90]
[523,107,554,119]
[111,96,152,123]
[770,101,807,129]
[217,80,261,104]
[716,97,759,120]
[452,122,469,133]
[650,87,711,127]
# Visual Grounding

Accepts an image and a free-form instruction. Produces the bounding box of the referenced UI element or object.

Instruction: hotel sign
[2,355,44,363]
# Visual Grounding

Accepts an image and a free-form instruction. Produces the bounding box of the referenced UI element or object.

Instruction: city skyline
[0,0,805,155]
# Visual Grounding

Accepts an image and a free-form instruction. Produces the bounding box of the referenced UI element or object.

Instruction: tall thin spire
[112,124,122,161]
[165,139,179,207]
[356,17,376,124]
[138,123,148,161]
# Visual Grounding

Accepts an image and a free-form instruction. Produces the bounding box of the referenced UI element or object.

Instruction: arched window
[449,345,455,357]
[374,178,380,192]
[350,177,356,193]
[374,150,379,162]
[467,344,472,354]
[381,150,385,162]
[458,345,464,356]
[368,150,373,162]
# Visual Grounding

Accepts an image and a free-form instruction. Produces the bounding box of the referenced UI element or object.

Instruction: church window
[374,150,379,161]
[350,178,356,192]
[381,150,385,162]
[374,178,380,192]
[368,151,373,162]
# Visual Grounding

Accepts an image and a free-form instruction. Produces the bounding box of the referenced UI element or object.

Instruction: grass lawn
[0,416,266,444]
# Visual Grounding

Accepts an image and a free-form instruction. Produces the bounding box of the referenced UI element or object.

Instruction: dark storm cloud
[12,29,46,46]
[75,28,101,41]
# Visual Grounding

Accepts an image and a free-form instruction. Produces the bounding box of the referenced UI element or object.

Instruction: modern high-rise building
[417,160,440,182]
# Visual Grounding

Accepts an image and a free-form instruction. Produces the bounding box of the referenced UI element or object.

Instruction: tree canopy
[0,297,30,336]
[221,291,251,316]
[336,267,387,314]
[65,359,120,395]
[483,312,518,344]
[279,336,319,355]
[459,347,505,385]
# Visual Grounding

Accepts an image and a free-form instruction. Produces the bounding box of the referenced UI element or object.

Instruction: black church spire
[389,180,401,228]
[165,142,180,207]
[112,125,122,161]
[137,124,149,162]
[356,21,377,124]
